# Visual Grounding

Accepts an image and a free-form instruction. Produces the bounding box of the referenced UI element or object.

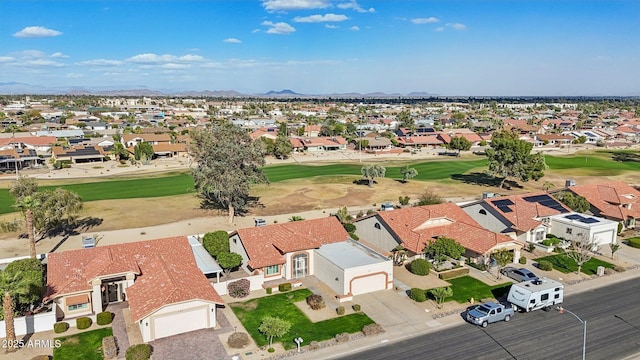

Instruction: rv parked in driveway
[507,278,564,312]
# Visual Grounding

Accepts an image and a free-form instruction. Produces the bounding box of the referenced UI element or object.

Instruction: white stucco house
[44,236,224,342]
[549,212,618,246]
[228,216,392,300]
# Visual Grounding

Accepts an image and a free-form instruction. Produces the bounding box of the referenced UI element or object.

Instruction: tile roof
[484,192,571,232]
[0,136,57,147]
[45,236,223,322]
[569,181,640,221]
[233,217,349,269]
[375,203,515,255]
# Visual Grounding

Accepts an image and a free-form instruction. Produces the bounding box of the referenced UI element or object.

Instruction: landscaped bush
[627,237,640,249]
[349,232,359,240]
[467,262,487,271]
[409,288,427,302]
[306,294,326,310]
[527,243,536,252]
[438,267,470,280]
[352,304,361,312]
[97,311,114,325]
[202,231,230,258]
[278,282,292,292]
[335,332,350,343]
[362,323,385,336]
[336,306,345,315]
[266,287,273,294]
[409,258,431,276]
[538,260,553,271]
[542,238,561,247]
[227,332,250,349]
[76,317,92,330]
[126,344,152,360]
[228,279,251,298]
[53,322,69,333]
[343,223,356,233]
[102,336,118,359]
[519,256,527,264]
[267,347,275,353]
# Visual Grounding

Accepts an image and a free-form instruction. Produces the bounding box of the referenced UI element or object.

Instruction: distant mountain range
[0,82,437,98]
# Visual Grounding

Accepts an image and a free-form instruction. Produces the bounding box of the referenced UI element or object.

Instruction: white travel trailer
[507,278,564,312]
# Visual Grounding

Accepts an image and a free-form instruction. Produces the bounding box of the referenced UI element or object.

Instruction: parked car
[466,302,514,327]
[501,267,539,282]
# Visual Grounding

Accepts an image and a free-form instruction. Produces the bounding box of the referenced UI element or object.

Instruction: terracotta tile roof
[0,136,57,147]
[45,236,223,322]
[375,203,515,255]
[233,217,349,269]
[152,143,187,153]
[122,133,171,143]
[484,192,571,232]
[569,181,640,221]
[396,135,442,146]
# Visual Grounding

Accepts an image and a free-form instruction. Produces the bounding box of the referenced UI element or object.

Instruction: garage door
[350,273,387,296]
[152,306,208,340]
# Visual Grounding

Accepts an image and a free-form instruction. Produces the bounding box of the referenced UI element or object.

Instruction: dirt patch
[232,301,258,312]
[293,300,354,323]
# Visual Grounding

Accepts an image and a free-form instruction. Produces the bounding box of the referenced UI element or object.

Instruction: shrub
[228,279,251,298]
[102,336,118,359]
[227,332,250,349]
[53,322,69,333]
[349,232,360,240]
[266,287,273,294]
[409,258,431,276]
[97,311,114,325]
[438,267,470,280]
[352,304,361,312]
[76,317,92,330]
[409,288,427,302]
[278,282,292,292]
[538,260,553,271]
[362,323,385,336]
[343,223,356,233]
[126,344,152,360]
[519,256,527,265]
[336,306,345,315]
[627,237,640,249]
[335,332,350,343]
[618,222,624,234]
[614,265,627,272]
[306,294,326,310]
[202,231,230,258]
[267,347,275,353]
[527,243,536,252]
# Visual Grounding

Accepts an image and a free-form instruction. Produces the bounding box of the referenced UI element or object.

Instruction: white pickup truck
[466,301,515,327]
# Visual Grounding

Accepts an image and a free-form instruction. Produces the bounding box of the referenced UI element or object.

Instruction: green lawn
[53,327,113,360]
[230,288,374,350]
[535,254,615,274]
[625,236,640,249]
[440,276,511,303]
[545,151,640,175]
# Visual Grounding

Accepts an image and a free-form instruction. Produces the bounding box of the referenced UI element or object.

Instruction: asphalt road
[338,278,640,360]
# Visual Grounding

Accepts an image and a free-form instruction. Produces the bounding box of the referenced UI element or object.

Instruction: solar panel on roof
[524,195,569,213]
[565,214,600,224]
[492,199,514,206]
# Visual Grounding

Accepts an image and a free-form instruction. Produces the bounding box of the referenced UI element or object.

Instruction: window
[541,293,549,301]
[265,265,279,275]
[497,308,502,314]
[554,294,560,299]
[374,223,381,230]
[479,209,487,215]
[68,303,88,311]
[536,231,545,241]
[566,228,573,235]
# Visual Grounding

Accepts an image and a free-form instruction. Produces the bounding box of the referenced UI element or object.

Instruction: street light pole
[557,306,586,360]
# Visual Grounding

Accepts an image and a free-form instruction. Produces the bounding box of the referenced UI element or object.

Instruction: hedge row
[437,267,469,280]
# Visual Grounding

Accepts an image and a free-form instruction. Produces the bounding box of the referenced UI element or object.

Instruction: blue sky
[1,0,639,96]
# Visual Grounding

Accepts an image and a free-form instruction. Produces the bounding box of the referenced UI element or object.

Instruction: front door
[107,284,119,302]
[293,253,308,278]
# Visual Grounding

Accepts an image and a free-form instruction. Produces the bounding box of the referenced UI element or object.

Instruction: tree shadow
[198,195,262,218]
[39,217,104,241]
[450,172,523,190]
[610,151,640,162]
[352,179,376,186]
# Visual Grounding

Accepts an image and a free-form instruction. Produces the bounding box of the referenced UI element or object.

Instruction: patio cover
[188,235,223,281]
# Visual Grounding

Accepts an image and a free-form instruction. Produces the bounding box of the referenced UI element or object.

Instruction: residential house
[354,203,522,265]
[567,181,640,229]
[51,145,106,163]
[229,217,392,298]
[299,136,348,152]
[549,212,618,246]
[122,134,172,147]
[44,236,224,342]
[535,134,574,146]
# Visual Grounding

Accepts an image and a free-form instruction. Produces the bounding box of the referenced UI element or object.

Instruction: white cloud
[78,59,123,66]
[66,73,83,78]
[261,21,296,34]
[224,38,242,43]
[447,22,467,30]
[411,17,439,24]
[262,0,330,11]
[24,59,64,67]
[293,13,348,23]
[337,0,374,13]
[349,26,360,31]
[126,53,205,64]
[161,63,190,69]
[51,52,69,58]
[15,50,47,59]
[252,29,261,33]
[13,26,62,38]
[325,24,339,29]
[435,27,444,32]
[0,56,15,63]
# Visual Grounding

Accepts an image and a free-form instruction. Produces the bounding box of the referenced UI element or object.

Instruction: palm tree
[13,196,40,259]
[1,270,34,353]
[111,142,129,161]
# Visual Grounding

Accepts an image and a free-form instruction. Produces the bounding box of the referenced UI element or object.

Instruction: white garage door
[350,273,387,296]
[152,306,208,340]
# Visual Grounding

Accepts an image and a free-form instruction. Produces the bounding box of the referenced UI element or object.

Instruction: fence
[0,303,57,338]
[212,274,265,296]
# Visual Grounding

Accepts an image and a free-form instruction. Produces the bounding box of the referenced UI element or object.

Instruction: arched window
[479,209,487,215]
